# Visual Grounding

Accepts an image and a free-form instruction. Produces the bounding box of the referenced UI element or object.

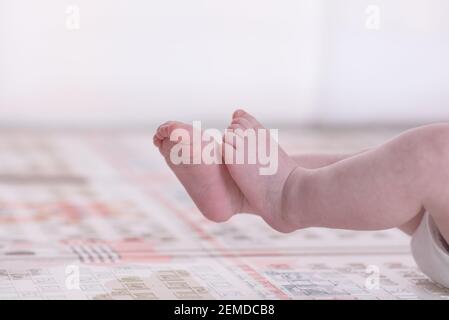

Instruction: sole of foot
[154,121,245,222]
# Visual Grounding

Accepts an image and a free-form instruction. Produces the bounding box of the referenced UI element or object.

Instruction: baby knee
[405,123,449,197]
[398,123,449,172]
[422,124,449,159]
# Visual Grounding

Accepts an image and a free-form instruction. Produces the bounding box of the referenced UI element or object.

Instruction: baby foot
[223,110,301,232]
[153,121,246,222]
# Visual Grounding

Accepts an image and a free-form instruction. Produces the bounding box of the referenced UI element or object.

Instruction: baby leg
[284,123,449,242]
[291,152,424,235]
[223,111,448,240]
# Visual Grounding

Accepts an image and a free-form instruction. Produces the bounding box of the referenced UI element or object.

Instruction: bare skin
[154,110,449,242]
[153,121,243,222]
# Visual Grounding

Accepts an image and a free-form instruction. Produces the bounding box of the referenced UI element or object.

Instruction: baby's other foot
[154,121,245,222]
[223,110,301,232]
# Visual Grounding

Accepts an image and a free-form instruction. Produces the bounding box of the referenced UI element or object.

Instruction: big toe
[232,109,263,129]
[154,121,192,156]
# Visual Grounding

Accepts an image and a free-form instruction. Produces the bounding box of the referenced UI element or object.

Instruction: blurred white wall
[0,0,324,127]
[0,0,448,127]
[319,0,449,125]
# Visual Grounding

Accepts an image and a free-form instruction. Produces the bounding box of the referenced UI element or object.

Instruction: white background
[0,0,448,127]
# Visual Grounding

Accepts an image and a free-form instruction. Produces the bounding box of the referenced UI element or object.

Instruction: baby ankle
[279,166,310,230]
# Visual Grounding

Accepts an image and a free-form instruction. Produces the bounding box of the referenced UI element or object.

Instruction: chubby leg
[284,123,449,242]
[223,110,449,240]
[292,152,425,235]
[154,113,445,239]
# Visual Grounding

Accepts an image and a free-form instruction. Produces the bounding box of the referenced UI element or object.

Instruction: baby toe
[157,121,186,139]
[240,111,263,129]
[232,109,247,119]
[153,134,162,148]
[156,123,170,139]
[231,117,252,129]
